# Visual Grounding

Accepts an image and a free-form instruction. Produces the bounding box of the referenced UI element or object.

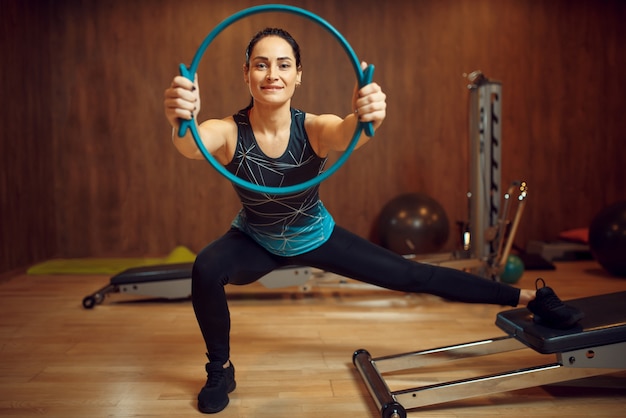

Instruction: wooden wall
[2,0,625,274]
[1,0,56,274]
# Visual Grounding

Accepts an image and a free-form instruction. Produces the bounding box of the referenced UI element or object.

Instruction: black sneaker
[198,361,236,414]
[527,278,584,329]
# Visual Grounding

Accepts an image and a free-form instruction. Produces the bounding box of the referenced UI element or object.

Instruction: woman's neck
[249,102,291,135]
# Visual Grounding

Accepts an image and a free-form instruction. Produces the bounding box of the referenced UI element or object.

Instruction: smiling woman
[162,16,391,412]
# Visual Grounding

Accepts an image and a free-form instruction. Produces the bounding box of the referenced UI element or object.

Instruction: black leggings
[192,226,521,363]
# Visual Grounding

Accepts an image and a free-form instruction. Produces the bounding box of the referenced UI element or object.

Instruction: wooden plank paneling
[0,0,57,271]
[1,0,625,272]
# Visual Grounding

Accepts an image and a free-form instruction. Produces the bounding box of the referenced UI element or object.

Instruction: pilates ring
[177,4,375,194]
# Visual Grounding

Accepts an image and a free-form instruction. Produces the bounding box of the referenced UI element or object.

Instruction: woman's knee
[191,230,281,288]
[192,242,231,288]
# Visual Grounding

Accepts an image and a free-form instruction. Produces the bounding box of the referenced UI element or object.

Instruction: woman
[164,28,582,414]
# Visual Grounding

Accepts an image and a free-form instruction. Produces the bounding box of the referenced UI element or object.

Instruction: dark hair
[245,27,302,70]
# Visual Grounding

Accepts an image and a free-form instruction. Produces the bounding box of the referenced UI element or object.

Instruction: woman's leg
[290,226,521,307]
[192,228,283,364]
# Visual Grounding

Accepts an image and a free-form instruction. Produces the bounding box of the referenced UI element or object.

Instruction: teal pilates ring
[177,4,375,195]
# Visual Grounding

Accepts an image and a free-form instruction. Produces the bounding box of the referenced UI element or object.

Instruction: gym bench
[82,263,312,309]
[353,291,626,418]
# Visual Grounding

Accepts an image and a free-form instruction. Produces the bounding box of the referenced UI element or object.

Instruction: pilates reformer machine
[81,72,524,308]
[349,74,624,417]
[81,264,315,309]
[353,291,626,418]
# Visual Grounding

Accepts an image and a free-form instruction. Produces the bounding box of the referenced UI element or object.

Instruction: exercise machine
[353,291,626,418]
[419,71,528,279]
[82,264,314,309]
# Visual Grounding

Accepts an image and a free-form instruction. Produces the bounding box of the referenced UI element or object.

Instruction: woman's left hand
[353,62,387,133]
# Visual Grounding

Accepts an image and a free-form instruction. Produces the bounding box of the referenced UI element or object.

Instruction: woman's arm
[307,63,387,157]
[163,75,235,163]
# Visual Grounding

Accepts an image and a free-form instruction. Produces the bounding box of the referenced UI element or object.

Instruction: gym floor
[1,260,624,417]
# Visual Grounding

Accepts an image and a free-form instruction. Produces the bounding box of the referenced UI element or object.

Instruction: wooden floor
[1,260,625,417]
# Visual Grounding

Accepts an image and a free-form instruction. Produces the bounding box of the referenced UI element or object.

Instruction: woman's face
[244,36,302,106]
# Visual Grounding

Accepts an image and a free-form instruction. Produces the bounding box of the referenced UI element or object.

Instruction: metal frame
[353,337,625,418]
[415,72,527,279]
[467,72,502,269]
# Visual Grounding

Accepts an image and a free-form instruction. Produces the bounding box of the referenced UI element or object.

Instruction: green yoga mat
[27,246,196,275]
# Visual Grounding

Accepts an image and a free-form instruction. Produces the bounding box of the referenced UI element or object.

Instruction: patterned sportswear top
[225,106,335,256]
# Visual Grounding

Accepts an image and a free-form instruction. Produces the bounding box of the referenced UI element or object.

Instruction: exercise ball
[378,193,450,255]
[588,200,626,277]
[499,254,524,284]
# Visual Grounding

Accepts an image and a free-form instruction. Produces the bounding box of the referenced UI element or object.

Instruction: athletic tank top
[225,106,335,256]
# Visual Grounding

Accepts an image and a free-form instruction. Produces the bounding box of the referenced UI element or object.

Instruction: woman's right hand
[163,74,201,130]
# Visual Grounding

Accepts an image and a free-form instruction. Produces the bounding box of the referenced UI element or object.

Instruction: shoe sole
[198,381,236,414]
[199,398,229,414]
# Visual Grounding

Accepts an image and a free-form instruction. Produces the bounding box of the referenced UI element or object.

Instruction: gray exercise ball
[378,193,450,255]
